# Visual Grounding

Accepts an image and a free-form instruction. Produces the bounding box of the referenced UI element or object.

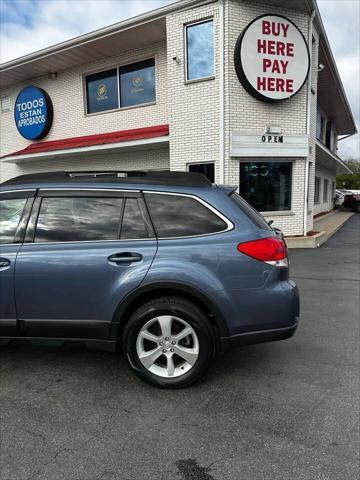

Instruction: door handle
[0,258,11,269]
[108,252,143,264]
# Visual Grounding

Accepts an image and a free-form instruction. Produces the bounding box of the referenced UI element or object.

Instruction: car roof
[1,171,212,190]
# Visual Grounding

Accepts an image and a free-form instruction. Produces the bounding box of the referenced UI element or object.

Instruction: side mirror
[268,220,274,226]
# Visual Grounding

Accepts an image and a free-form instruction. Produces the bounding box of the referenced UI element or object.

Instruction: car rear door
[0,189,35,337]
[15,188,157,339]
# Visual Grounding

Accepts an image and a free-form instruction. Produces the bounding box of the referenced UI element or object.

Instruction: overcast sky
[0,0,359,159]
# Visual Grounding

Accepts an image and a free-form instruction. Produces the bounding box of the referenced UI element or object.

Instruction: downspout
[304,9,316,236]
[219,0,225,184]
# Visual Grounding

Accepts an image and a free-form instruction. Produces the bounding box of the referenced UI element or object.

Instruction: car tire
[122,296,214,388]
[354,202,360,213]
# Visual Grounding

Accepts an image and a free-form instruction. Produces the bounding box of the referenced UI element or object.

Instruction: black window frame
[24,189,155,244]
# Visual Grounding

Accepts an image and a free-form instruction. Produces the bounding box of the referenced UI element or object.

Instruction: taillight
[237,237,288,266]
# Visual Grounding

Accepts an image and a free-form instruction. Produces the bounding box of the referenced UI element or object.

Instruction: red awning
[3,124,169,159]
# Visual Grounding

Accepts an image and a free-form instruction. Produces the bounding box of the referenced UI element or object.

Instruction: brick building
[0,0,356,236]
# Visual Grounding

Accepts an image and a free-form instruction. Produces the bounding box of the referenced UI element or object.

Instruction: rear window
[230,192,272,231]
[145,193,228,238]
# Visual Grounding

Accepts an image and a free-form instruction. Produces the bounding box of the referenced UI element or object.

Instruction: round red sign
[234,14,310,102]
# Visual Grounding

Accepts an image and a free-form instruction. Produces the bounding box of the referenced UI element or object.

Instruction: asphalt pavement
[0,214,359,480]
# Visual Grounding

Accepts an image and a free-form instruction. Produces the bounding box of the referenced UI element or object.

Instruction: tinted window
[240,162,292,212]
[120,59,155,108]
[145,193,227,238]
[86,69,119,114]
[230,192,271,231]
[323,179,329,202]
[186,20,214,81]
[35,197,123,243]
[0,198,26,244]
[314,177,321,204]
[188,163,214,183]
[121,198,149,239]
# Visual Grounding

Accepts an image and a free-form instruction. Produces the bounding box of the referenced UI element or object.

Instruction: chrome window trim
[0,243,22,246]
[0,189,36,195]
[143,190,234,239]
[20,238,156,247]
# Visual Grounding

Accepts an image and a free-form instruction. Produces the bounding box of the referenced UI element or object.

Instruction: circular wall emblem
[132,76,144,88]
[97,83,107,98]
[234,14,310,102]
[14,86,53,140]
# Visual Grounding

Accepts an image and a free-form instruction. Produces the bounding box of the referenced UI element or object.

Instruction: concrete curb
[286,212,355,249]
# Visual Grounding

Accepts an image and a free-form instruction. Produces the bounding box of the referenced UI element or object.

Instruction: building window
[316,105,322,140]
[86,68,119,114]
[186,19,214,81]
[326,121,337,152]
[323,179,329,203]
[1,96,10,113]
[314,176,321,204]
[119,59,155,108]
[331,181,336,202]
[85,58,155,114]
[188,162,215,182]
[240,162,292,213]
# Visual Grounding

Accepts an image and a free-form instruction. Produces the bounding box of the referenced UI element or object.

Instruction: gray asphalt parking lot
[0,214,359,480]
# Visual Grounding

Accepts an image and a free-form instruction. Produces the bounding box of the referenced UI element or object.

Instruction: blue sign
[14,86,53,140]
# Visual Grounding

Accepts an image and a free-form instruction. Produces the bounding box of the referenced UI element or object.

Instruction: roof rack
[1,170,212,188]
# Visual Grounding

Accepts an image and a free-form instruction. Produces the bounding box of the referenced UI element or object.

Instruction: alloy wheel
[136,315,199,378]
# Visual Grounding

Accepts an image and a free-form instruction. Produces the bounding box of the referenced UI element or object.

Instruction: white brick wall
[166,2,220,176]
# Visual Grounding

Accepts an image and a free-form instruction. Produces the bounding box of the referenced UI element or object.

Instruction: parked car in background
[343,192,360,213]
[0,171,299,388]
[335,190,347,206]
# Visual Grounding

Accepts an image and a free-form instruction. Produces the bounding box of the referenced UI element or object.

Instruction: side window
[145,193,227,238]
[121,198,149,239]
[0,197,27,244]
[35,197,123,243]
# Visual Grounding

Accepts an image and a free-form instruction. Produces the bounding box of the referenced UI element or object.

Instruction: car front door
[15,188,157,340]
[0,190,35,337]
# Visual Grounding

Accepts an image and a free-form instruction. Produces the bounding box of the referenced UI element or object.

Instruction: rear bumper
[219,317,299,352]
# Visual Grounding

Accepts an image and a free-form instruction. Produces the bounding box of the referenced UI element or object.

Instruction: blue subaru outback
[0,171,299,388]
